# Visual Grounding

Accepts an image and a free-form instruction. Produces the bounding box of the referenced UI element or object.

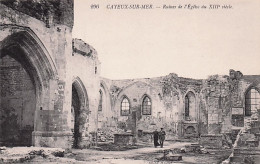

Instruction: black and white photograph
[0,0,260,163]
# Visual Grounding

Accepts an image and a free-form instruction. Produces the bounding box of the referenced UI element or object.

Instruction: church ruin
[0,0,259,150]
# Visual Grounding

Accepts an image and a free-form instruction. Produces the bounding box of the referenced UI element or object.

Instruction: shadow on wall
[0,108,33,146]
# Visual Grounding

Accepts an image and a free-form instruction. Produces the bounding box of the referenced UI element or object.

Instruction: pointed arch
[100,80,113,109]
[141,94,152,115]
[120,96,131,116]
[117,81,161,98]
[244,87,260,116]
[0,26,58,110]
[184,91,196,121]
[72,77,89,113]
[71,77,89,148]
[0,25,58,146]
[100,80,110,95]
[0,25,58,83]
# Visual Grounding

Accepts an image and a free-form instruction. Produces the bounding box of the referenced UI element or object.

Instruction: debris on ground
[199,147,209,154]
[180,147,186,153]
[91,142,144,151]
[158,149,183,161]
[0,147,65,163]
[0,141,233,163]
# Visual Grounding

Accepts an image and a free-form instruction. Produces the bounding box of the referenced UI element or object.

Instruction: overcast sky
[73,0,260,80]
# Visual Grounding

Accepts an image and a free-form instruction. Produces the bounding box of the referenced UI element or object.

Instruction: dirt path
[19,141,231,163]
[70,142,191,162]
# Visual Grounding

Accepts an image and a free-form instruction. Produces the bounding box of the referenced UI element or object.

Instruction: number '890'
[91,4,99,9]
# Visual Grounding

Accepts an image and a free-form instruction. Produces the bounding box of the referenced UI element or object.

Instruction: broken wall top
[0,0,74,28]
[242,75,260,86]
[72,38,99,61]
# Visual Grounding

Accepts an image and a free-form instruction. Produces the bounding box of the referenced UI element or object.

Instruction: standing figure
[153,129,159,147]
[159,128,166,148]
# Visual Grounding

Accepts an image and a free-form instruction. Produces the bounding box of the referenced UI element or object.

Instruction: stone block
[138,131,153,142]
[114,133,135,145]
[200,134,222,148]
[165,154,182,161]
[182,123,198,137]
[233,147,260,156]
[32,131,73,148]
[230,156,244,163]
[185,143,201,152]
[245,140,259,147]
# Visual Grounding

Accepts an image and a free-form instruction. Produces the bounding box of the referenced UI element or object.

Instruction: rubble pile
[0,147,65,163]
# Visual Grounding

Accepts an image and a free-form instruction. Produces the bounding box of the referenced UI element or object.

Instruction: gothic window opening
[245,88,260,116]
[184,91,196,121]
[121,97,130,116]
[142,96,152,115]
[185,96,189,119]
[98,90,103,111]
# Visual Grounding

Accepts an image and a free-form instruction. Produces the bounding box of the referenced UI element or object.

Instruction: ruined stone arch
[0,25,58,80]
[0,26,58,108]
[0,25,57,146]
[100,80,109,95]
[100,80,113,110]
[72,77,89,104]
[183,89,198,100]
[72,77,89,112]
[117,81,160,97]
[71,77,89,148]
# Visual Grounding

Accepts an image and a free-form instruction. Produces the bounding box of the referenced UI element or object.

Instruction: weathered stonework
[0,1,99,149]
[97,69,260,144]
[1,1,260,150]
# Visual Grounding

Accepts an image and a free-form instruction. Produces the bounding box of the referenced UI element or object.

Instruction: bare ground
[25,141,231,164]
[2,142,231,164]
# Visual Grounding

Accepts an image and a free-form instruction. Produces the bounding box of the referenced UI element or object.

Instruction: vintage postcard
[0,0,260,163]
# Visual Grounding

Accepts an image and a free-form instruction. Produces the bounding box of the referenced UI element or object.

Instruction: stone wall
[1,0,260,149]
[0,1,74,148]
[0,0,74,28]
[0,54,35,146]
[201,75,232,134]
[0,1,104,148]
[68,38,101,148]
[198,70,260,136]
[98,70,260,142]
[99,74,204,140]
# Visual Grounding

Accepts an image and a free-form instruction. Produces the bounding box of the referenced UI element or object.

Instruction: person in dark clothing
[159,128,166,148]
[153,129,159,148]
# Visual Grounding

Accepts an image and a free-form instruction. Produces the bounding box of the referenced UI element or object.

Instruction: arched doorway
[0,47,36,146]
[0,27,57,146]
[71,78,89,148]
[72,85,81,148]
